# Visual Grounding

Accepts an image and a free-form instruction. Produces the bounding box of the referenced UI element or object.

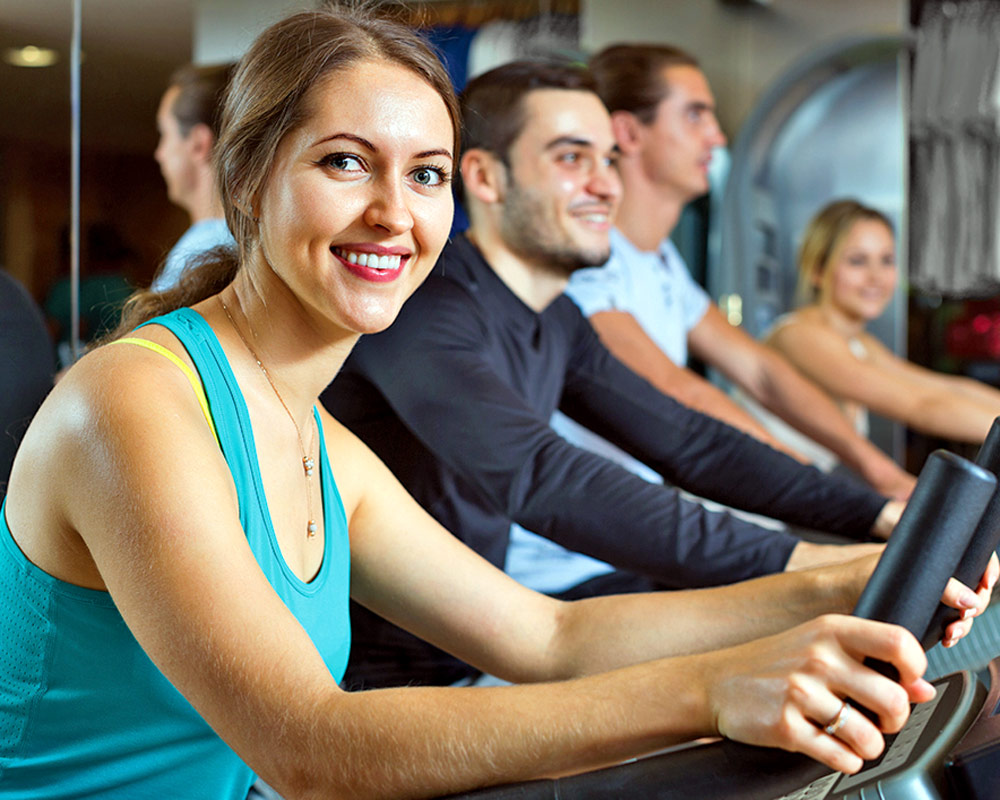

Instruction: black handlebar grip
[921,418,1000,648]
[853,450,995,679]
[975,416,1000,471]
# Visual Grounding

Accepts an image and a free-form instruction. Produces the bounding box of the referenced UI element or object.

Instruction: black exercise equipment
[438,436,1000,800]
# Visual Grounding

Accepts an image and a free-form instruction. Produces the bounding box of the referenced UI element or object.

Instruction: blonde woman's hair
[795,199,894,305]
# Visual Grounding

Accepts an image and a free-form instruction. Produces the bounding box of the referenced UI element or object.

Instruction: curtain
[910,0,1000,296]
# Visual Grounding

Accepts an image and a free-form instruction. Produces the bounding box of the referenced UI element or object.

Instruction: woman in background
[768,198,1000,445]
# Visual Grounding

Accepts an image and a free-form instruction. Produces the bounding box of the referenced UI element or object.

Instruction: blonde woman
[768,199,1000,445]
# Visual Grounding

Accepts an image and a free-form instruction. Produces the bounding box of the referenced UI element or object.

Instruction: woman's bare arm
[769,316,997,443]
[865,333,1000,415]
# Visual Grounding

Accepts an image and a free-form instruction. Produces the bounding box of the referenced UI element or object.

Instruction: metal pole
[69,0,82,363]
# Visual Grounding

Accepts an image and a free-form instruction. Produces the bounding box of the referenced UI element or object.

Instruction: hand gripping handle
[921,418,1000,648]
[853,450,995,679]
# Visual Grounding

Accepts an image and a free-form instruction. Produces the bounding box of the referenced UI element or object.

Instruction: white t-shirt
[566,228,711,366]
[153,218,235,292]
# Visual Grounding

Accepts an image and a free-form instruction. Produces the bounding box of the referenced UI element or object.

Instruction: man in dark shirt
[322,61,896,689]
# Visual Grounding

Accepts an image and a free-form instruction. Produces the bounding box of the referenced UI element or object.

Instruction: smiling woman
[0,8,995,800]
[0,7,465,797]
[250,58,455,336]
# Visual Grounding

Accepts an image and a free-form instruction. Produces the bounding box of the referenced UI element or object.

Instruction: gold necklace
[218,295,318,538]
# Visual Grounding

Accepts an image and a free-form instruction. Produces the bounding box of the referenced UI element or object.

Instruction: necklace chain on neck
[218,295,318,538]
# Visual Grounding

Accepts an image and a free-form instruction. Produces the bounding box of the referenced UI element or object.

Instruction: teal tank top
[0,308,351,798]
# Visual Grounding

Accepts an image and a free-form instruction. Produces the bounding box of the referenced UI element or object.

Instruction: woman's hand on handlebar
[702,614,934,775]
[941,551,999,647]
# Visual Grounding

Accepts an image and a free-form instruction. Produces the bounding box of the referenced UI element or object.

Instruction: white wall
[581,0,905,135]
[192,0,316,64]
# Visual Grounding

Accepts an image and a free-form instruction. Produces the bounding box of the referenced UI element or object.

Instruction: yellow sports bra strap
[112,337,221,447]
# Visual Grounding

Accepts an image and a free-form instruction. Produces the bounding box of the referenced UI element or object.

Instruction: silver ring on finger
[822,700,850,737]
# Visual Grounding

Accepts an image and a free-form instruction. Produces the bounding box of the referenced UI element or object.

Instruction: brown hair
[589,43,699,123]
[461,60,596,161]
[108,4,460,340]
[457,60,595,201]
[796,199,895,305]
[167,63,236,139]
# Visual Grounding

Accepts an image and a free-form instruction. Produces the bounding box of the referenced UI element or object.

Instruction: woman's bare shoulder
[6,330,234,587]
[767,307,833,347]
[51,330,208,430]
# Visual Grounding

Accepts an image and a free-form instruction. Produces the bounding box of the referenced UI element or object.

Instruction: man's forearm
[755,354,915,496]
[589,310,804,458]
[655,371,789,450]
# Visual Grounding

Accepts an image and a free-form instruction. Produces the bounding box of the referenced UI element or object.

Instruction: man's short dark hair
[460,60,597,163]
[167,62,236,139]
[457,60,597,203]
[589,44,699,124]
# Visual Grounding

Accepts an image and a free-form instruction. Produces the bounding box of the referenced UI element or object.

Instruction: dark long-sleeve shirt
[322,234,887,687]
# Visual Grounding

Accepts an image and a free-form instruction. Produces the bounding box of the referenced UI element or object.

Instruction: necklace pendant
[307,520,317,538]
[303,456,315,477]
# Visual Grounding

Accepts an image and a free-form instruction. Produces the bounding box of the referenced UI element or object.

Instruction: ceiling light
[4,46,60,68]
